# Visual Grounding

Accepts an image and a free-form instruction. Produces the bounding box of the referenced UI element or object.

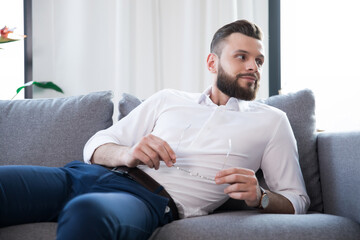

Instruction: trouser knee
[57,193,120,240]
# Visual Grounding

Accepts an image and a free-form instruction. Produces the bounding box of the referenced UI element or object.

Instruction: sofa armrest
[318,131,360,223]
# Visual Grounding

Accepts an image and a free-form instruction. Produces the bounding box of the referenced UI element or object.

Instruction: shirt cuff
[274,190,310,214]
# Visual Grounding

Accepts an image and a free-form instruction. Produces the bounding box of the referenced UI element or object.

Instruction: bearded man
[0,20,309,240]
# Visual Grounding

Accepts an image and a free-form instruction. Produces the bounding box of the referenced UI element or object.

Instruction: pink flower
[0,26,26,46]
[0,26,15,39]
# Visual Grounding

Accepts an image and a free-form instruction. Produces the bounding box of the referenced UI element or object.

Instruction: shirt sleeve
[83,90,166,164]
[261,113,310,214]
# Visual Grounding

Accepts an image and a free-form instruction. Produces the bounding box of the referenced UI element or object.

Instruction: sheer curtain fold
[33,0,268,119]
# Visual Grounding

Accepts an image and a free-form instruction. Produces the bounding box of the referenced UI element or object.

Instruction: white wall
[32,0,269,119]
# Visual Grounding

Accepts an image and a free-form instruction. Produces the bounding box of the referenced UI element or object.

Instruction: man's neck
[209,84,230,106]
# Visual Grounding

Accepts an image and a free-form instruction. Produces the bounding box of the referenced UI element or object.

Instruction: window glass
[281,0,360,131]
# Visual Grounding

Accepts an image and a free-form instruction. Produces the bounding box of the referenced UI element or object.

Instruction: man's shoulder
[249,100,286,117]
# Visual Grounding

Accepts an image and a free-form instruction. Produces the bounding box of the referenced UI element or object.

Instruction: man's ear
[206,53,218,73]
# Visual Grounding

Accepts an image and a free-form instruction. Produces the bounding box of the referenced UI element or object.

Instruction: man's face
[215,33,264,101]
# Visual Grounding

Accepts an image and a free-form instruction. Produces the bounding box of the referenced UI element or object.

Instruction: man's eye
[236,55,245,60]
[256,59,263,67]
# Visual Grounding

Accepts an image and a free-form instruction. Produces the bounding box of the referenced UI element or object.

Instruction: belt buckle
[111,167,135,181]
[165,206,171,213]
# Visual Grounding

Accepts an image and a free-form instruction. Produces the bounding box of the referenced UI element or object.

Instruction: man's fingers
[215,172,257,185]
[148,138,176,167]
[224,182,255,194]
[131,134,176,169]
[226,185,261,206]
[228,192,256,202]
[140,144,161,169]
[161,140,177,163]
[214,167,261,205]
[132,144,156,169]
[145,134,176,167]
[215,167,255,178]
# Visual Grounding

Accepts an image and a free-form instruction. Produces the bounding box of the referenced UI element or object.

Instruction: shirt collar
[197,86,250,112]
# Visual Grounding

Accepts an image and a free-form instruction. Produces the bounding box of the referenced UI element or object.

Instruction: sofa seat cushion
[2,212,359,240]
[0,222,57,240]
[150,211,360,240]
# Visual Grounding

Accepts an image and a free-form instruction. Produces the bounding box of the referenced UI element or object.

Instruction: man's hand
[91,134,176,170]
[129,134,176,170]
[215,167,296,213]
[214,167,261,207]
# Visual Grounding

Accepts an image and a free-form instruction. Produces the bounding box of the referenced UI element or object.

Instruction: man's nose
[246,59,259,72]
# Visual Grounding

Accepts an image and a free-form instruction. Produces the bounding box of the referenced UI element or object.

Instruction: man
[0,20,309,240]
[85,17,309,230]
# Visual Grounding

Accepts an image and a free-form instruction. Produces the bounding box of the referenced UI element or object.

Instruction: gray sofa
[0,90,359,240]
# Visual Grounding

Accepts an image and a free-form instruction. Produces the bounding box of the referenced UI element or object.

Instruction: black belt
[108,166,179,220]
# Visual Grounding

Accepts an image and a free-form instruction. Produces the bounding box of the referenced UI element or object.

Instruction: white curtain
[32,0,268,119]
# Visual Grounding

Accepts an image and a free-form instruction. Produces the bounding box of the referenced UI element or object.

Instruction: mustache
[235,73,258,81]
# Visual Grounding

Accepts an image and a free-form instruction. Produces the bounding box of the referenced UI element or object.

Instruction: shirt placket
[188,106,227,149]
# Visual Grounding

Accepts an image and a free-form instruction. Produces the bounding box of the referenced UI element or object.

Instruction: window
[281,0,360,132]
[0,0,25,100]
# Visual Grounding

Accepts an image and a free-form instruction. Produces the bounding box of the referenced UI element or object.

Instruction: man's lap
[0,161,171,229]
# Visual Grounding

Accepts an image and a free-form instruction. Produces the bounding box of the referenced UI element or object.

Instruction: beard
[216,64,259,101]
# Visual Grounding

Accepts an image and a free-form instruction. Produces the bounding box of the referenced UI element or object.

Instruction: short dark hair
[210,20,263,57]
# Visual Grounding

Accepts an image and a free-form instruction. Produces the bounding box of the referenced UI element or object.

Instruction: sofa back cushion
[117,89,322,212]
[0,91,113,167]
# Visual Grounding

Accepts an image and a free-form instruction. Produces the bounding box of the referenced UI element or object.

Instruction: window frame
[24,0,33,98]
[268,0,281,96]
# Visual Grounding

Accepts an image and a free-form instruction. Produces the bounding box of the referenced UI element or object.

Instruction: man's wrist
[257,187,269,209]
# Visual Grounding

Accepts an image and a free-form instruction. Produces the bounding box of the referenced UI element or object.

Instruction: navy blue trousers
[0,161,172,240]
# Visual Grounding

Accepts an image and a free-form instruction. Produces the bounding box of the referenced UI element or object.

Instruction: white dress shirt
[83,87,310,218]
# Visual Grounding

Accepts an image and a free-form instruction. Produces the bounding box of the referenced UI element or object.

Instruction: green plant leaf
[33,81,64,93]
[16,81,32,94]
[0,37,20,44]
[15,81,64,94]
